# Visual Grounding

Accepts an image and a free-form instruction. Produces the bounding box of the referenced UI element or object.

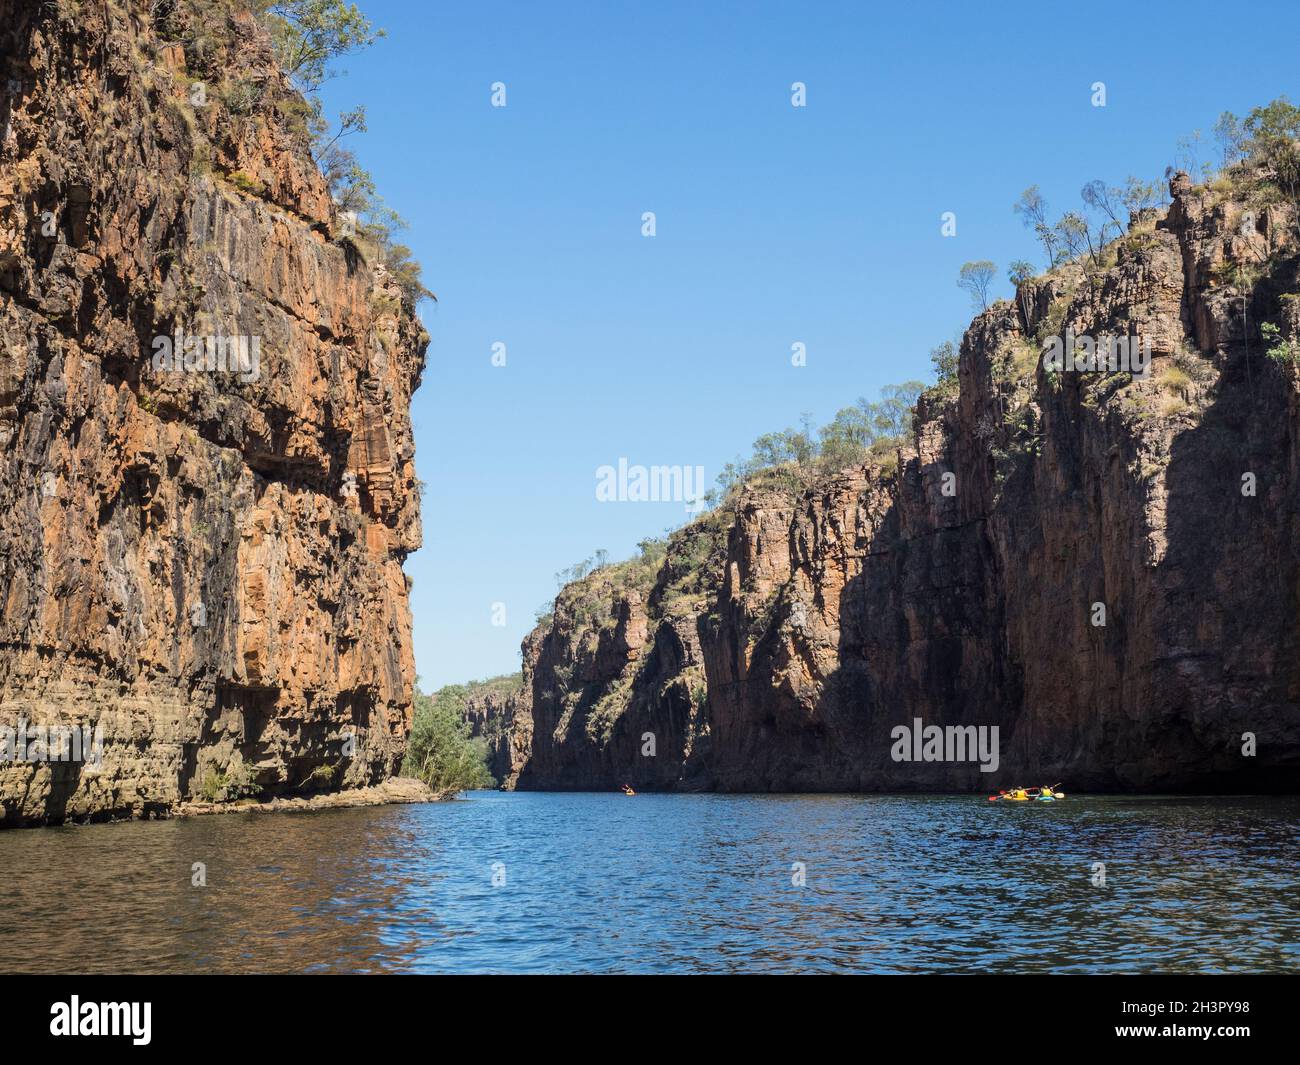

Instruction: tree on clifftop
[1244,97,1300,236]
[930,340,959,387]
[957,260,996,311]
[252,1,432,305]
[1008,260,1035,327]
[1013,185,1057,268]
[256,0,385,92]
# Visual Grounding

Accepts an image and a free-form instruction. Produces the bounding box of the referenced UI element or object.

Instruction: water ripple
[0,793,1296,973]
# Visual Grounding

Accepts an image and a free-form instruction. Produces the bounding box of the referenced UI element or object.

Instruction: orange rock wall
[0,1,425,824]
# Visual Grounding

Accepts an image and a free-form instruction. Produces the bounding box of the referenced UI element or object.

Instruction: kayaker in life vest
[1012,788,1028,800]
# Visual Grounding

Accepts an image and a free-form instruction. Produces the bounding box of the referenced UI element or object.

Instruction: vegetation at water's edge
[402,682,502,793]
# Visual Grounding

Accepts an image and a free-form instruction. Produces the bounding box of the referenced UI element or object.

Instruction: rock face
[0,1,425,825]
[481,171,1300,794]
[461,682,531,786]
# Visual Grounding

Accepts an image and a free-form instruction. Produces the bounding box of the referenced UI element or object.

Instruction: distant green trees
[403,684,496,793]
[708,380,926,503]
[555,552,607,587]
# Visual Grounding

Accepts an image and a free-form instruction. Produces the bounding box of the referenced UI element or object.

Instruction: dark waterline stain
[0,793,1296,974]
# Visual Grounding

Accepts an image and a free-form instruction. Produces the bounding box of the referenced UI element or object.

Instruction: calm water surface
[0,793,1296,973]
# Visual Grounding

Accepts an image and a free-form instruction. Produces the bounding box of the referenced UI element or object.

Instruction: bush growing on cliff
[1241,98,1300,235]
[199,759,261,802]
[925,340,960,402]
[255,0,385,92]
[708,380,926,505]
[1262,320,1300,365]
[636,536,668,569]
[244,1,433,305]
[153,0,244,78]
[404,686,496,793]
[548,547,666,629]
[654,514,731,613]
[351,202,434,305]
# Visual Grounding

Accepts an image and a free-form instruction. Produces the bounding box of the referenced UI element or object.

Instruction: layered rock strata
[0,0,425,824]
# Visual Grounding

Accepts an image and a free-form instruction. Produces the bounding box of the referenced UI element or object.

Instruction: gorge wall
[0,0,425,825]
[477,171,1300,794]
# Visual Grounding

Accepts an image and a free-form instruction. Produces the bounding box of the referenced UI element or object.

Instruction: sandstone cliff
[480,170,1300,794]
[0,0,425,824]
[459,676,530,786]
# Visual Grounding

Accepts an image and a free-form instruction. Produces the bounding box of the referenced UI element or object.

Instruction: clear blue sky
[316,0,1299,690]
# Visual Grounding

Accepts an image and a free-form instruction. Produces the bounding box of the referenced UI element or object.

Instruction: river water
[0,792,1296,973]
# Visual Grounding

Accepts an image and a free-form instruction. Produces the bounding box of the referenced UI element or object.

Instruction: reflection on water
[0,793,1296,973]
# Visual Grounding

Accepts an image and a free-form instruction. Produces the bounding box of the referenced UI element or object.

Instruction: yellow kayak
[990,787,1066,802]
